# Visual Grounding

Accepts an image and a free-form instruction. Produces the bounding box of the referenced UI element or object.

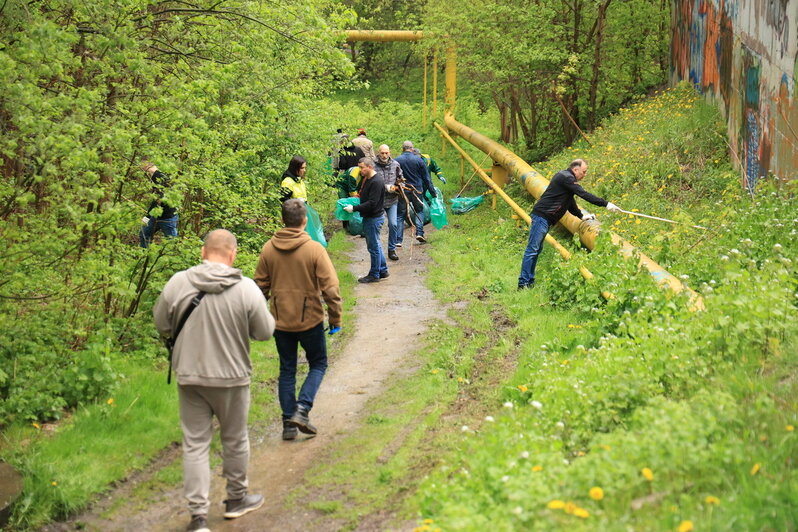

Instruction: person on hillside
[374,144,404,261]
[413,149,447,184]
[351,128,376,162]
[395,141,435,244]
[280,156,308,202]
[343,158,388,283]
[517,159,621,290]
[139,160,179,248]
[153,229,275,532]
[254,199,342,441]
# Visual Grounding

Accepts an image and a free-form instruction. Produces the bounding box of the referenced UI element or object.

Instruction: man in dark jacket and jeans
[254,199,342,440]
[395,141,435,243]
[154,229,275,532]
[343,157,388,283]
[518,159,621,289]
[139,160,179,248]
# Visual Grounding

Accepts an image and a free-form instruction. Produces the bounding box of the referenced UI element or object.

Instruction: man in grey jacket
[154,229,275,532]
[374,144,403,261]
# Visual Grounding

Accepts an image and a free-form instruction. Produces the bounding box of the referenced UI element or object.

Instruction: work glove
[142,216,151,225]
[606,202,621,212]
[581,212,596,221]
[428,189,437,199]
[439,175,447,184]
[343,204,354,213]
[328,326,341,335]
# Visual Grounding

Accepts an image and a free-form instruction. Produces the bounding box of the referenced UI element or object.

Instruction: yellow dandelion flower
[786,425,794,432]
[561,360,569,365]
[573,507,590,518]
[750,463,761,476]
[641,467,654,481]
[705,495,720,505]
[532,465,543,472]
[456,377,464,383]
[430,369,439,375]
[32,422,41,429]
[107,398,114,405]
[677,520,694,532]
[517,385,528,392]
[51,481,58,486]
[547,500,566,510]
[589,487,604,500]
[564,501,577,514]
[423,519,434,524]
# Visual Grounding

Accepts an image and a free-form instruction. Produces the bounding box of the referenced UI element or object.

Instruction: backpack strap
[165,291,207,384]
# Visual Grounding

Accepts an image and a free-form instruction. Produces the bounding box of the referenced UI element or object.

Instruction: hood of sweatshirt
[185,260,243,294]
[270,227,311,252]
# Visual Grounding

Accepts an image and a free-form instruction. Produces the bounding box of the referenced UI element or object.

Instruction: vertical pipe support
[432,51,438,119]
[422,56,428,129]
[445,45,457,117]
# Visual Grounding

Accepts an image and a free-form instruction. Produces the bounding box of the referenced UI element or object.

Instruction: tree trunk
[588,0,611,129]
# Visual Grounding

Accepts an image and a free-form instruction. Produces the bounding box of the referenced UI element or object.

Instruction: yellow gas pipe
[344,29,702,309]
[434,122,613,300]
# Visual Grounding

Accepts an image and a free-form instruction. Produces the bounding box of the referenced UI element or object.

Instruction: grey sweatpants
[178,385,250,515]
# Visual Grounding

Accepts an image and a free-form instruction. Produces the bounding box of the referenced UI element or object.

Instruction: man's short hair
[359,157,375,168]
[569,159,586,170]
[402,140,414,151]
[282,199,307,227]
[204,229,237,254]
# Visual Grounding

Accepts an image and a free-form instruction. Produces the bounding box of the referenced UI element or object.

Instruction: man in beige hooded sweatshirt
[255,199,342,441]
[154,229,275,532]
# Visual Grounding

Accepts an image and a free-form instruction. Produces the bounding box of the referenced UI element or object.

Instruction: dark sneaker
[388,250,399,261]
[187,514,210,532]
[223,493,264,519]
[358,275,380,283]
[416,235,426,243]
[282,419,297,441]
[380,271,390,279]
[517,282,535,290]
[288,406,317,435]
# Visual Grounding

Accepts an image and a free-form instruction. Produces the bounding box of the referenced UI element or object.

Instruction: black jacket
[337,144,365,171]
[354,174,385,218]
[532,169,608,223]
[146,170,177,219]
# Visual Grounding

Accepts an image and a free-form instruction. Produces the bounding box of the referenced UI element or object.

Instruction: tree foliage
[420,0,669,159]
[0,0,354,424]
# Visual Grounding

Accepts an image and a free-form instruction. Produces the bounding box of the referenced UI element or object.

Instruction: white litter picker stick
[617,209,708,230]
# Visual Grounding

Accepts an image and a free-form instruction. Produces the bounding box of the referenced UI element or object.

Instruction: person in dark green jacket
[414,149,447,185]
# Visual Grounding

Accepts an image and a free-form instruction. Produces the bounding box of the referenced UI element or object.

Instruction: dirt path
[70,229,447,532]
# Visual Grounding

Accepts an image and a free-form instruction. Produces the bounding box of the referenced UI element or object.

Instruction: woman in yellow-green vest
[279,155,308,202]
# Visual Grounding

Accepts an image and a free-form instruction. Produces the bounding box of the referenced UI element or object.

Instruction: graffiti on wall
[671,0,798,191]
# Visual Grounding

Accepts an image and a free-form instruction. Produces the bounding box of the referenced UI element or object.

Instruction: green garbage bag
[425,187,448,229]
[347,211,365,236]
[305,203,327,248]
[450,195,485,214]
[335,197,365,236]
[335,197,360,221]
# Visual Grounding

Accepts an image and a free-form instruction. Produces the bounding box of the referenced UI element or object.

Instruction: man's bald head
[202,229,238,265]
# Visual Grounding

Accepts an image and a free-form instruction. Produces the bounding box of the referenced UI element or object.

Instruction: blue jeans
[518,214,550,287]
[139,215,178,248]
[362,215,388,278]
[397,193,425,239]
[274,323,328,419]
[396,199,406,245]
[384,203,399,252]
